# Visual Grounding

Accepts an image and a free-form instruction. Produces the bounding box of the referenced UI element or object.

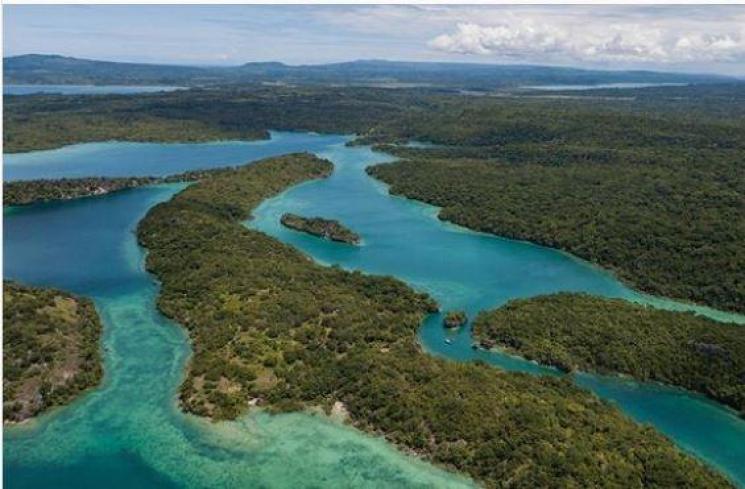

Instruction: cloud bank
[5,5,745,75]
[429,14,745,65]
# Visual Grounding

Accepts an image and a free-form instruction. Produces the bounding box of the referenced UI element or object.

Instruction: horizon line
[5,52,739,80]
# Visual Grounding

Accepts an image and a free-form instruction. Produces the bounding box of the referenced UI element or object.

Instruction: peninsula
[473,293,745,415]
[3,282,103,422]
[4,177,160,206]
[137,153,730,488]
[3,168,235,207]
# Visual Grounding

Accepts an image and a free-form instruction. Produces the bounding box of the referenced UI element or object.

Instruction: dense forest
[5,84,744,313]
[8,83,745,153]
[3,167,244,206]
[137,154,731,488]
[4,176,161,206]
[473,293,745,414]
[3,86,426,152]
[3,282,103,422]
[280,213,360,244]
[367,152,744,313]
[362,90,745,313]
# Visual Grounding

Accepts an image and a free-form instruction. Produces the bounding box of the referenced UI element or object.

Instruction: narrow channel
[4,132,744,487]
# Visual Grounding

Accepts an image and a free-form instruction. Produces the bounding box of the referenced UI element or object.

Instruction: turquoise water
[4,131,339,181]
[4,85,185,96]
[248,141,745,485]
[2,138,476,488]
[4,134,745,487]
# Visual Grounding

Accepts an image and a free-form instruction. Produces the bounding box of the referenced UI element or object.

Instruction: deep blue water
[4,133,744,487]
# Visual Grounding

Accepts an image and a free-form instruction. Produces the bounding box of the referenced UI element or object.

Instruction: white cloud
[429,13,745,65]
[5,5,745,74]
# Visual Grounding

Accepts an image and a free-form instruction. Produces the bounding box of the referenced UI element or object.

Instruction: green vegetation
[443,310,467,328]
[137,153,731,488]
[4,177,160,206]
[473,293,745,415]
[6,85,743,315]
[3,86,420,153]
[3,282,103,422]
[371,91,745,316]
[367,151,744,313]
[280,213,360,245]
[3,168,241,206]
[363,92,745,314]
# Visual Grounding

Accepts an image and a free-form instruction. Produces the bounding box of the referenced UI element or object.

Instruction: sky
[4,4,745,76]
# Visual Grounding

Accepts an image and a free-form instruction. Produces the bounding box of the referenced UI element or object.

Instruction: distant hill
[4,54,734,89]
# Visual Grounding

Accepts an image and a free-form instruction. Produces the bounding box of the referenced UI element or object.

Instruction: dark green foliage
[9,83,742,313]
[137,154,731,488]
[4,177,160,206]
[3,282,103,422]
[4,167,244,206]
[473,293,745,414]
[280,213,360,244]
[3,86,423,153]
[368,153,744,313]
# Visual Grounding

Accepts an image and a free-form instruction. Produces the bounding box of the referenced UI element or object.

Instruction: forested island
[280,213,360,244]
[443,310,467,328]
[3,282,103,422]
[137,153,730,488]
[473,294,745,415]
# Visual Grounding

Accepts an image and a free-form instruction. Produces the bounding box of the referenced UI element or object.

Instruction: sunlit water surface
[4,132,744,487]
[4,85,185,96]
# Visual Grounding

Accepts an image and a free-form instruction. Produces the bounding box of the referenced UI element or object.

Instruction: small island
[280,213,360,245]
[4,282,103,422]
[443,310,467,328]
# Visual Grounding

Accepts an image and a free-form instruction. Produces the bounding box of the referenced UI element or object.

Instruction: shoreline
[367,167,745,323]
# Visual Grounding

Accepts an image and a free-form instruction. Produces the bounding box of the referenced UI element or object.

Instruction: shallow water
[249,141,745,485]
[3,137,475,488]
[4,133,745,487]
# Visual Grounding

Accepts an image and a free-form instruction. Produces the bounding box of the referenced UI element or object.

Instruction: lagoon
[4,132,745,487]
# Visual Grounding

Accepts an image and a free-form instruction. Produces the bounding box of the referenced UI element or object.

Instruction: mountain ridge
[5,53,736,89]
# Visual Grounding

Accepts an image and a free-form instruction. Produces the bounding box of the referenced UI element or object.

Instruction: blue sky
[4,5,745,75]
